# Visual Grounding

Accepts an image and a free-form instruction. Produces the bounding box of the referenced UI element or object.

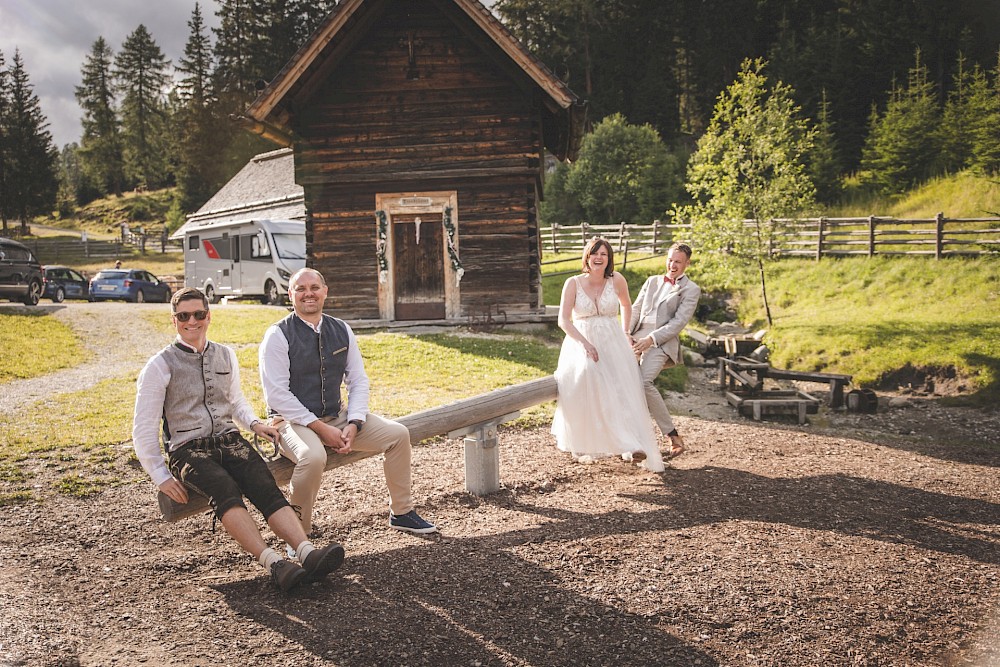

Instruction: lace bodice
[573,276,619,319]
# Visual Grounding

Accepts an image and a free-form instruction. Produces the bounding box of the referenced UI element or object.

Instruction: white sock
[258,547,281,571]
[296,540,316,563]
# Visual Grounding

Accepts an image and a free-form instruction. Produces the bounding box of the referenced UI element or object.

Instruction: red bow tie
[664,276,677,285]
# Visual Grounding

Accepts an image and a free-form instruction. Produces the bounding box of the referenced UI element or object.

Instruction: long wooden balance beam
[158,375,559,521]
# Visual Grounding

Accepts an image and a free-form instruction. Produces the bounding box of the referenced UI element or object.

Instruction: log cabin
[239,0,586,322]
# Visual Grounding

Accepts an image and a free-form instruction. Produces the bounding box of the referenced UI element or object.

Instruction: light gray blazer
[628,274,701,366]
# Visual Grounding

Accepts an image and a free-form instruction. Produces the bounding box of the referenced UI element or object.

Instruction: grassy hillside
[831,170,1000,219]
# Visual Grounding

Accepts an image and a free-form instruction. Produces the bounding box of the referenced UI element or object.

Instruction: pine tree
[115,24,171,190]
[175,2,229,211]
[809,89,842,203]
[4,50,59,233]
[213,0,257,99]
[0,50,10,231]
[967,50,1000,174]
[859,51,941,193]
[76,37,125,198]
[938,53,976,174]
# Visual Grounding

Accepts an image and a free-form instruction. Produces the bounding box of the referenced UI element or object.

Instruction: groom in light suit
[628,243,700,457]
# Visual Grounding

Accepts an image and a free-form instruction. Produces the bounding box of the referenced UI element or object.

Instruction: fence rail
[541,214,1000,258]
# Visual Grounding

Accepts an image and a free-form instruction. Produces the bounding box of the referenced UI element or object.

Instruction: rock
[752,329,768,341]
[889,397,913,409]
[684,349,706,366]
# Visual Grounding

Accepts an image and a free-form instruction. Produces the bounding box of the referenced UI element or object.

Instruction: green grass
[830,170,1000,219]
[731,257,1000,405]
[0,318,564,496]
[0,311,88,382]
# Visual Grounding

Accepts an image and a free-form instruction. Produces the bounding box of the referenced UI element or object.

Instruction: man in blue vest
[259,268,437,541]
[133,287,345,592]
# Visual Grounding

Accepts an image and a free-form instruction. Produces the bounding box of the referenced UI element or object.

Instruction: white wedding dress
[551,276,664,472]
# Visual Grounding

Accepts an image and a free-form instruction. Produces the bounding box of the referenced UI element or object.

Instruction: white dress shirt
[132,339,259,487]
[258,315,371,426]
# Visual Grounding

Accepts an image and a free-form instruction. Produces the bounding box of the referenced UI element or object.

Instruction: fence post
[618,221,626,252]
[652,219,659,254]
[935,212,944,259]
[868,215,876,257]
[581,222,590,245]
[551,223,559,254]
[622,239,630,269]
[816,217,826,260]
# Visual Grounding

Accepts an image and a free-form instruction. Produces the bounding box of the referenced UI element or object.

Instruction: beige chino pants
[275,410,413,534]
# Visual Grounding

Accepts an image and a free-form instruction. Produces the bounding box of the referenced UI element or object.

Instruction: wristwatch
[349,419,364,433]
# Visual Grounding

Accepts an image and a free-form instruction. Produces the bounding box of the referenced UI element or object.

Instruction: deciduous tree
[682,58,815,326]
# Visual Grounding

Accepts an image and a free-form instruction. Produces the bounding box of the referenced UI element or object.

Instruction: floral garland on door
[375,210,389,283]
[443,205,463,282]
[374,205,463,283]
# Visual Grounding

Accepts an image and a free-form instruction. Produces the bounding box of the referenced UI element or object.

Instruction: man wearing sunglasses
[259,268,437,540]
[132,287,345,592]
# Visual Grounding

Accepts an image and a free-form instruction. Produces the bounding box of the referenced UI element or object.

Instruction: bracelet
[349,419,364,433]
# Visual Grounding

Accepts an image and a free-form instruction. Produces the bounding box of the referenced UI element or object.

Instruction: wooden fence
[541,214,1000,259]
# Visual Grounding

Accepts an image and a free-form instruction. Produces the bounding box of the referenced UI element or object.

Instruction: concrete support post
[464,426,500,496]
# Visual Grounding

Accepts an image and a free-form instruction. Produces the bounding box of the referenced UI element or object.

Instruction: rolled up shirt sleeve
[132,355,173,487]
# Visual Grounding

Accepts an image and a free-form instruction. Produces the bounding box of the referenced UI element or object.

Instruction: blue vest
[276,313,351,419]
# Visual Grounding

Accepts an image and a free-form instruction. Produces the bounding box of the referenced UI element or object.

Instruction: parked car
[42,265,90,302]
[89,268,172,303]
[0,237,43,306]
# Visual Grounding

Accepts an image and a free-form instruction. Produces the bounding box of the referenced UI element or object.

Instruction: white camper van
[182,219,306,304]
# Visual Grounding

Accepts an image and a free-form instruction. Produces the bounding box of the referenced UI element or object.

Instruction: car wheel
[22,280,41,306]
[53,287,65,303]
[205,284,218,304]
[262,279,281,305]
[134,289,145,304]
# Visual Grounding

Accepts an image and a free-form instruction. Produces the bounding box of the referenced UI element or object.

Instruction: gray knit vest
[160,341,239,448]
[274,313,350,420]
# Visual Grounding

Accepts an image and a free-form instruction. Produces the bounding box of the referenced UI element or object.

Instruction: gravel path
[0,302,174,414]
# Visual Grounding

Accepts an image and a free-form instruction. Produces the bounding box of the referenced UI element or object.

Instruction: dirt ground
[2,355,999,667]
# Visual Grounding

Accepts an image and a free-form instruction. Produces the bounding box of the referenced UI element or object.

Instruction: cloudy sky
[3,1,220,148]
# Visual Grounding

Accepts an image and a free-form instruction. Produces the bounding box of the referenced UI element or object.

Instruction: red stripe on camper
[203,240,220,259]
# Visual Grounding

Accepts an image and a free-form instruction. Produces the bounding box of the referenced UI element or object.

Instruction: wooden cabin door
[393,214,446,320]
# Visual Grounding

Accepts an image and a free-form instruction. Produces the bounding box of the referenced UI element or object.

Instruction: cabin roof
[242,0,586,161]
[170,148,304,240]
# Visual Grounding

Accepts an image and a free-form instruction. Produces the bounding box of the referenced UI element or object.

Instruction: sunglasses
[173,309,209,322]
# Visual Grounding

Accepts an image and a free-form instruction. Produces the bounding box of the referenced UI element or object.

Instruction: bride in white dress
[551,238,664,472]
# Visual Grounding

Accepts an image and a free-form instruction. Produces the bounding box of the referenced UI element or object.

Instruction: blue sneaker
[389,510,438,534]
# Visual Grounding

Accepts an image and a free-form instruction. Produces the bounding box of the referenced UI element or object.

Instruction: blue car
[42,265,91,302]
[89,268,172,303]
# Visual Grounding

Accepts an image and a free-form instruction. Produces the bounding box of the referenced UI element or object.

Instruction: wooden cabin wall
[305,176,540,318]
[293,0,544,318]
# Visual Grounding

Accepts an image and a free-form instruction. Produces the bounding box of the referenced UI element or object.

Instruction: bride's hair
[582,236,614,278]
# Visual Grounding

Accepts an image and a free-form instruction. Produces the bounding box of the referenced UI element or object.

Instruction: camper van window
[273,233,306,260]
[189,235,199,251]
[251,232,271,258]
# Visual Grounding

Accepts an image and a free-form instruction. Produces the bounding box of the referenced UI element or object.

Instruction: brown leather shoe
[270,560,307,592]
[631,451,648,462]
[302,543,345,582]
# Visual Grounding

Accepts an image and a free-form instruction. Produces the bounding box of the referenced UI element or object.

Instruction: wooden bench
[159,376,559,522]
[717,357,852,409]
[724,389,820,425]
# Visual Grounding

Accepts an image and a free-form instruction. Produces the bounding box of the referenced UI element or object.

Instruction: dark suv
[0,237,43,306]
